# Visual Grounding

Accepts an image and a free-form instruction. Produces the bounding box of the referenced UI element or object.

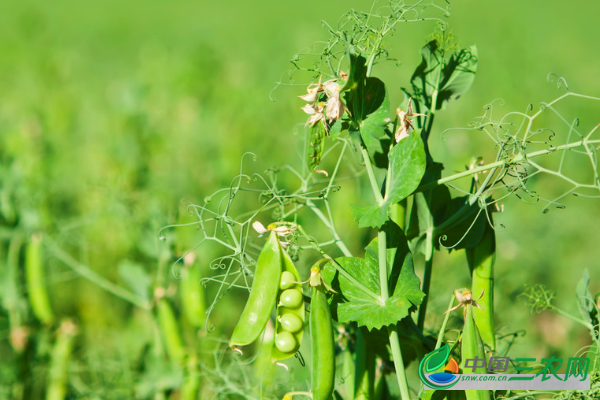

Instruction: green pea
[466,223,496,350]
[271,244,305,362]
[230,231,282,350]
[280,271,296,290]
[280,289,303,308]
[279,313,303,333]
[311,285,335,400]
[275,331,298,354]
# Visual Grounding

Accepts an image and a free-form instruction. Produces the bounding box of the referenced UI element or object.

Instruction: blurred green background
[1,0,599,398]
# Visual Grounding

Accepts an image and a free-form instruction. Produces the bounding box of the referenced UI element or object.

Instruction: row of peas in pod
[229,229,335,400]
[228,230,305,361]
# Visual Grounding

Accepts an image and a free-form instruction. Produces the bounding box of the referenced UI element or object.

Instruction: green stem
[378,231,388,302]
[361,142,410,400]
[415,138,600,193]
[435,294,456,349]
[388,325,411,400]
[361,147,384,204]
[306,200,353,257]
[550,306,594,330]
[417,228,434,331]
[45,238,151,309]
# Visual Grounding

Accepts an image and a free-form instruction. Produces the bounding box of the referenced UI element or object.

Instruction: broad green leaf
[437,197,488,250]
[359,78,389,139]
[437,46,478,108]
[353,130,426,229]
[118,260,151,304]
[351,204,388,230]
[386,129,427,204]
[409,39,477,111]
[341,51,367,93]
[576,269,594,325]
[321,227,424,330]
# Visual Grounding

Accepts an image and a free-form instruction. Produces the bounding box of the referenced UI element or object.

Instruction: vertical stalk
[417,228,434,331]
[361,146,410,400]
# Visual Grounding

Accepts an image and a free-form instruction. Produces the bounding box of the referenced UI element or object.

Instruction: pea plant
[167,2,600,399]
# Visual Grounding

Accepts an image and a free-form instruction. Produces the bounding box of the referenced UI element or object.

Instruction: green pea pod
[46,320,77,400]
[180,264,206,329]
[157,298,186,365]
[25,234,54,325]
[461,305,491,400]
[311,285,335,400]
[340,338,355,399]
[230,231,282,349]
[181,353,200,400]
[466,224,495,350]
[353,329,374,400]
[272,244,305,361]
[306,123,326,173]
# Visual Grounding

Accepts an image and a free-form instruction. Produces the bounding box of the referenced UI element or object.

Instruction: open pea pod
[272,243,305,362]
[230,231,282,350]
[466,224,495,351]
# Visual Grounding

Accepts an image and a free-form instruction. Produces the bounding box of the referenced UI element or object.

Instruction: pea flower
[299,75,348,128]
[445,288,484,318]
[301,103,326,127]
[323,79,345,122]
[395,98,425,142]
[298,77,323,102]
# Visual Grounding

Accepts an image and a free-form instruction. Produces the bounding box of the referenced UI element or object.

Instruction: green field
[1,1,599,399]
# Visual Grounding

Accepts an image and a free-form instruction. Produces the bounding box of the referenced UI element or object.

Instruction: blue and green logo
[418,344,459,389]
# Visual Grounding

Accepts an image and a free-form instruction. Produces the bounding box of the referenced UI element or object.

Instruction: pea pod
[157,297,186,365]
[461,305,491,400]
[311,284,335,400]
[46,320,77,400]
[181,353,200,400]
[230,231,282,350]
[180,263,206,329]
[25,234,55,325]
[466,224,495,350]
[306,123,326,173]
[272,244,305,361]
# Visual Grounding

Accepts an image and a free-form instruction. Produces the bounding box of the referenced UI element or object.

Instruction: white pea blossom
[395,98,426,142]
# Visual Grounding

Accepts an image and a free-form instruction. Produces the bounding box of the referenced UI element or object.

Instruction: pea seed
[275,331,297,353]
[280,289,303,308]
[280,271,296,290]
[279,313,303,333]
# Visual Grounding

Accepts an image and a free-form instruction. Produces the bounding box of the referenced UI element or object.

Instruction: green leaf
[576,269,595,326]
[321,227,424,330]
[409,39,477,111]
[352,130,427,229]
[341,51,367,93]
[351,204,388,229]
[386,129,427,205]
[118,260,151,304]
